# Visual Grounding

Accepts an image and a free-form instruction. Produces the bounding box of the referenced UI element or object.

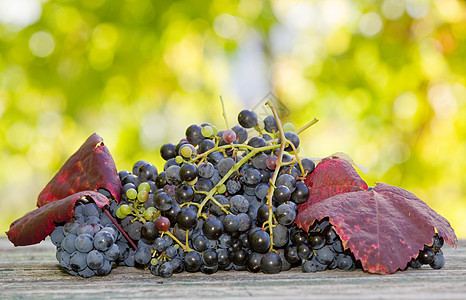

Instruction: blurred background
[0,0,465,239]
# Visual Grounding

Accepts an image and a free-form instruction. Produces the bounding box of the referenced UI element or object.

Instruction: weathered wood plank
[1,237,465,299]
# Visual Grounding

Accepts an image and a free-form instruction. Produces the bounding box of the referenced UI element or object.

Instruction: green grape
[120,204,131,215]
[283,122,295,132]
[217,184,226,194]
[138,182,150,193]
[210,124,219,136]
[180,145,193,158]
[138,190,149,202]
[144,207,157,220]
[175,156,184,164]
[126,188,137,200]
[116,204,131,219]
[201,126,214,137]
[115,207,125,219]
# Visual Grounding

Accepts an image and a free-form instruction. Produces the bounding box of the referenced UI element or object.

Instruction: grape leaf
[37,133,121,207]
[6,191,109,247]
[296,158,457,274]
[298,156,368,213]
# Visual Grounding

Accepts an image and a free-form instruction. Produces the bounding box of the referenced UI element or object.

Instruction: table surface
[0,237,465,299]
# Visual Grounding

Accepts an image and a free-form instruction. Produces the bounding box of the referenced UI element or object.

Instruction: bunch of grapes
[50,199,131,278]
[112,106,336,277]
[48,103,447,278]
[408,233,445,270]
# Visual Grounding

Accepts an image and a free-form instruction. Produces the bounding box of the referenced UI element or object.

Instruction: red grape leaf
[296,182,458,274]
[6,191,109,247]
[37,133,121,207]
[298,157,368,213]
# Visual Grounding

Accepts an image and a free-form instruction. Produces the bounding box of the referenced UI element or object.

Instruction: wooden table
[1,237,465,299]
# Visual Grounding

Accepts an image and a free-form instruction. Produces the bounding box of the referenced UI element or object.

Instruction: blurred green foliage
[1,0,465,238]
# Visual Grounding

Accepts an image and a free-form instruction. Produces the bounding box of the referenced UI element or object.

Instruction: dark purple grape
[155,172,167,189]
[154,191,173,211]
[222,214,240,234]
[138,163,158,182]
[285,245,300,264]
[141,222,159,241]
[202,249,218,267]
[263,115,278,133]
[291,181,309,204]
[202,217,224,240]
[184,251,202,272]
[198,139,215,154]
[179,163,198,182]
[185,124,204,145]
[231,249,248,266]
[238,109,258,128]
[232,125,248,143]
[308,232,325,250]
[273,185,291,203]
[164,204,181,224]
[132,160,148,176]
[248,136,267,149]
[176,207,197,230]
[247,252,263,273]
[418,249,435,265]
[260,252,282,274]
[249,230,271,253]
[175,184,194,204]
[299,158,315,176]
[160,143,176,160]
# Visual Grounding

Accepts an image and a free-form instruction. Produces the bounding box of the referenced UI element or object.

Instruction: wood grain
[1,237,465,299]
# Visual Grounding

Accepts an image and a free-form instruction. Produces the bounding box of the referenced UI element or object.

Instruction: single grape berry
[179,163,198,182]
[160,143,176,160]
[185,124,204,145]
[260,252,282,274]
[238,109,258,128]
[263,115,278,133]
[141,222,159,240]
[274,185,291,203]
[222,129,237,144]
[202,217,224,240]
[232,125,248,143]
[418,249,435,265]
[155,216,170,231]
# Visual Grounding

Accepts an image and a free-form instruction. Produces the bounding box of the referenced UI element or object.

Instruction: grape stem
[296,117,319,135]
[287,141,305,178]
[162,230,193,252]
[103,207,138,250]
[194,143,281,218]
[264,100,287,253]
[219,95,230,129]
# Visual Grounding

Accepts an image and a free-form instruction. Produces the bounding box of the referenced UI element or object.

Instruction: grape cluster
[50,200,130,277]
[111,108,323,276]
[48,105,447,278]
[407,233,445,270]
[287,218,359,273]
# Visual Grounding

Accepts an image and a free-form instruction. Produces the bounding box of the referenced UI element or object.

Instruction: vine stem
[287,141,305,178]
[219,95,230,129]
[264,100,287,252]
[195,143,281,218]
[162,230,193,252]
[296,117,319,135]
[190,143,256,164]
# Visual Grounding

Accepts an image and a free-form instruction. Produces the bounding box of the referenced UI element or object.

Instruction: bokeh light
[0,0,465,239]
